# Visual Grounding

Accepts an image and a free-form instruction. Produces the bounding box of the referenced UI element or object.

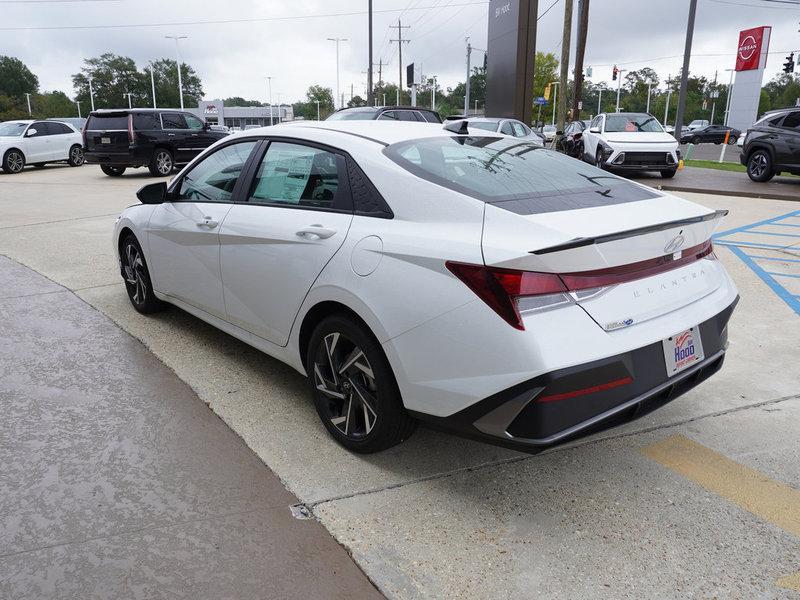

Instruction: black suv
[741,108,800,182]
[84,109,227,177]
[326,106,442,123]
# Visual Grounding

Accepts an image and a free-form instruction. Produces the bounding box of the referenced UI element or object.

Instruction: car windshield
[384,136,658,214]
[543,125,556,132]
[605,114,663,133]
[327,110,378,121]
[0,122,28,136]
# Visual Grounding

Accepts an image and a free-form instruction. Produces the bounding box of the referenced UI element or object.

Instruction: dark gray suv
[326,106,442,123]
[741,108,800,182]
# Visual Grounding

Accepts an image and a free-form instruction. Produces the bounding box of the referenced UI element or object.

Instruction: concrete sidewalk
[0,255,381,600]
[633,166,800,201]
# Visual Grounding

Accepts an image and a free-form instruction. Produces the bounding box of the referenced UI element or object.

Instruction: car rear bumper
[409,298,737,452]
[84,149,150,167]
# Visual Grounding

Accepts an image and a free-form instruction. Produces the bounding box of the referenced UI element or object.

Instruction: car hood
[604,132,676,144]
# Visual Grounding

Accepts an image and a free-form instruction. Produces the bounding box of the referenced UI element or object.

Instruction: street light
[327,37,348,109]
[615,68,627,112]
[24,92,31,115]
[149,61,157,109]
[165,35,187,109]
[549,81,560,125]
[123,92,133,109]
[723,68,735,126]
[265,76,273,125]
[315,100,321,121]
[76,100,81,119]
[646,81,653,113]
[88,76,95,111]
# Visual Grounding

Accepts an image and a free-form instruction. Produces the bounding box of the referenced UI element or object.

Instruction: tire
[747,149,774,182]
[307,315,417,453]
[149,149,173,176]
[728,137,737,145]
[2,149,25,174]
[692,136,701,145]
[67,144,84,167]
[120,234,168,314]
[660,169,677,179]
[101,165,126,177]
[33,163,45,168]
[595,149,605,170]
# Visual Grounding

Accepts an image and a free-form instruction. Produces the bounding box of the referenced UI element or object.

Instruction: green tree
[222,96,263,107]
[533,52,559,100]
[33,91,77,118]
[73,54,147,109]
[347,95,367,108]
[0,56,39,98]
[147,58,204,108]
[293,85,335,120]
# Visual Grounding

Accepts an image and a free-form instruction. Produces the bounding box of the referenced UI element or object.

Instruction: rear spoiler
[530,210,728,256]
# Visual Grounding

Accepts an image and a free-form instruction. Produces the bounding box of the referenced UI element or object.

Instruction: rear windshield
[384,136,658,214]
[327,110,377,121]
[605,114,663,133]
[87,115,128,130]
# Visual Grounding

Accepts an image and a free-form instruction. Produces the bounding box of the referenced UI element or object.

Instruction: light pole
[327,37,348,109]
[123,92,133,109]
[431,75,437,110]
[646,81,653,113]
[597,88,602,115]
[664,75,672,127]
[25,92,31,115]
[265,76,273,125]
[76,100,81,118]
[149,61,157,108]
[276,92,282,123]
[315,100,321,121]
[550,81,560,125]
[165,35,187,109]
[88,76,95,111]
[615,69,626,112]
[723,68,735,126]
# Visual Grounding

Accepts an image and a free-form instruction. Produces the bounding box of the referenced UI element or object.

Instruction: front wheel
[692,136,701,145]
[148,149,173,176]
[307,315,416,453]
[101,165,126,177]
[595,149,605,170]
[747,150,774,182]
[2,149,25,174]
[660,169,677,179]
[67,144,84,167]
[120,234,168,314]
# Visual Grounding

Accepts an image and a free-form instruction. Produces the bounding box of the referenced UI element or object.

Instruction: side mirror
[589,126,601,133]
[26,128,37,136]
[136,181,168,204]
[203,122,210,130]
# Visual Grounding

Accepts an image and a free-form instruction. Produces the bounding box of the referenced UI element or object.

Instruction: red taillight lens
[536,376,633,403]
[127,114,135,144]
[446,262,567,330]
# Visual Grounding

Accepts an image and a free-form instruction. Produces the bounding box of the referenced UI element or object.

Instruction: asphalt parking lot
[1,164,799,599]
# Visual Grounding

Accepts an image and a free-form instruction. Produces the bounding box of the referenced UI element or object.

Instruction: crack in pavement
[0,212,121,230]
[301,393,800,512]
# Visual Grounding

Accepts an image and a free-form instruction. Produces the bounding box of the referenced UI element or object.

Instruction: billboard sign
[736,26,768,71]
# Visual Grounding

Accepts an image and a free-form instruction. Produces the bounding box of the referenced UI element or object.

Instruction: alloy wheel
[313,332,378,439]
[123,243,147,305]
[70,146,84,165]
[750,153,768,178]
[155,151,172,175]
[7,152,24,173]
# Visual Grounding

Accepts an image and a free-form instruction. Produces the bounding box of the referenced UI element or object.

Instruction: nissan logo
[739,35,757,60]
[664,235,686,255]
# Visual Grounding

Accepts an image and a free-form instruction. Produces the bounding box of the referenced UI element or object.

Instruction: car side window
[185,115,204,130]
[511,122,527,137]
[29,122,50,136]
[176,141,258,202]
[781,111,800,130]
[248,142,342,210]
[378,111,398,120]
[500,122,514,135]
[162,112,188,129]
[133,113,158,130]
[397,111,418,122]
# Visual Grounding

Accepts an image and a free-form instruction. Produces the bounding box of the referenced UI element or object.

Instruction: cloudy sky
[3,0,799,107]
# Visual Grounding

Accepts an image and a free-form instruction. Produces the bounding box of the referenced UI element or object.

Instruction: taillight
[81,119,88,147]
[445,262,568,330]
[127,114,135,144]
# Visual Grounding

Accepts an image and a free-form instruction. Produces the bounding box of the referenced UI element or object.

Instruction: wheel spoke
[351,380,377,434]
[338,348,374,379]
[313,363,345,399]
[324,333,340,386]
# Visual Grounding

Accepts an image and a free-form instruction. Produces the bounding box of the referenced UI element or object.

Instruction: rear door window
[500,122,514,135]
[162,112,188,129]
[133,113,158,130]
[87,114,128,130]
[781,111,800,130]
[30,122,51,136]
[378,111,398,121]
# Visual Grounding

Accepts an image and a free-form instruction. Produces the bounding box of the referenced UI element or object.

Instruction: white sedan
[0,120,84,174]
[581,112,680,178]
[114,120,738,453]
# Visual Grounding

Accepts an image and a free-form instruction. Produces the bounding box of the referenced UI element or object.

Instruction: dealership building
[185,100,294,128]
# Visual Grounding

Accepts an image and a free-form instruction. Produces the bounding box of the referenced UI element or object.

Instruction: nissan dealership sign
[728,25,771,133]
[736,26,769,71]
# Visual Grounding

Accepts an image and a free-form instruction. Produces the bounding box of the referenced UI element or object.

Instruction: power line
[0,1,490,30]
[706,0,800,8]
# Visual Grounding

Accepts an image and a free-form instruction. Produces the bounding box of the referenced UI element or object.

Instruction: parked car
[680,125,741,145]
[209,124,231,133]
[539,124,557,142]
[664,124,675,135]
[83,109,227,177]
[114,120,738,453]
[741,107,800,182]
[581,112,680,178]
[558,119,592,157]
[464,117,543,146]
[0,119,84,174]
[327,106,442,123]
[687,119,709,131]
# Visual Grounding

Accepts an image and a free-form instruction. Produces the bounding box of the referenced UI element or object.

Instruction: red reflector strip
[536,376,634,403]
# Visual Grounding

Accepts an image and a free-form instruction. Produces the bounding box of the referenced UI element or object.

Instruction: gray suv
[741,108,800,182]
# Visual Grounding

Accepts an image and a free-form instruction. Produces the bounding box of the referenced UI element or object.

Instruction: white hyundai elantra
[114,120,738,453]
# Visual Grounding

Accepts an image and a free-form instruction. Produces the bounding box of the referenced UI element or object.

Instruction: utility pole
[723,68,734,126]
[327,37,348,109]
[465,38,472,116]
[673,0,697,142]
[615,68,626,112]
[266,76,273,124]
[664,75,672,126]
[597,88,602,115]
[374,58,388,85]
[557,0,573,133]
[710,70,718,125]
[165,35,187,109]
[367,0,374,104]
[149,62,157,109]
[550,81,560,124]
[432,75,437,110]
[76,100,81,118]
[88,76,95,111]
[646,81,653,113]
[389,20,410,104]
[572,0,590,120]
[25,92,31,115]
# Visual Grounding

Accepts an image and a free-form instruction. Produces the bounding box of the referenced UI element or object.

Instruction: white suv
[0,120,84,174]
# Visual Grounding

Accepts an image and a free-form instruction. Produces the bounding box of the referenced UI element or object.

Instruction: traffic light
[783,53,795,74]
[612,65,619,81]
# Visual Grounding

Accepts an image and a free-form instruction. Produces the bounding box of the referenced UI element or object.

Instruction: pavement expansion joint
[0,212,121,230]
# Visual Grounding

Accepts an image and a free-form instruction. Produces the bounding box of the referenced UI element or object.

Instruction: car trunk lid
[85,113,131,153]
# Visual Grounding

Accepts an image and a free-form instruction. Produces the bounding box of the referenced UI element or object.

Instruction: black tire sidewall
[3,149,25,174]
[661,169,677,178]
[149,149,173,176]
[121,234,166,314]
[306,314,414,453]
[748,150,773,182]
[68,145,84,167]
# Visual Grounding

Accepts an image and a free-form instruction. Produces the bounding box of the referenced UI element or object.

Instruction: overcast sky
[3,0,799,107]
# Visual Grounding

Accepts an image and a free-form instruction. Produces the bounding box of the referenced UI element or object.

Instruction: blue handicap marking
[713,209,800,316]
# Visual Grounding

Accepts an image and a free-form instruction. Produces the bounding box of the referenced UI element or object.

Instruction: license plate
[662,326,704,376]
[101,137,111,144]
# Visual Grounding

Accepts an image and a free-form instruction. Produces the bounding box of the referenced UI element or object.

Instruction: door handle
[296,225,336,240]
[168,133,176,137]
[196,217,219,229]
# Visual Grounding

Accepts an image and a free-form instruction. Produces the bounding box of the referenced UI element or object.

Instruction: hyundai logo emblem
[664,235,686,254]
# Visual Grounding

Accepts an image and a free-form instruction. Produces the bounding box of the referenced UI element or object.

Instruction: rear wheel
[67,144,84,167]
[120,234,167,314]
[101,165,126,177]
[2,149,25,174]
[149,149,173,176]
[747,150,774,182]
[660,169,677,178]
[692,136,701,145]
[307,315,416,453]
